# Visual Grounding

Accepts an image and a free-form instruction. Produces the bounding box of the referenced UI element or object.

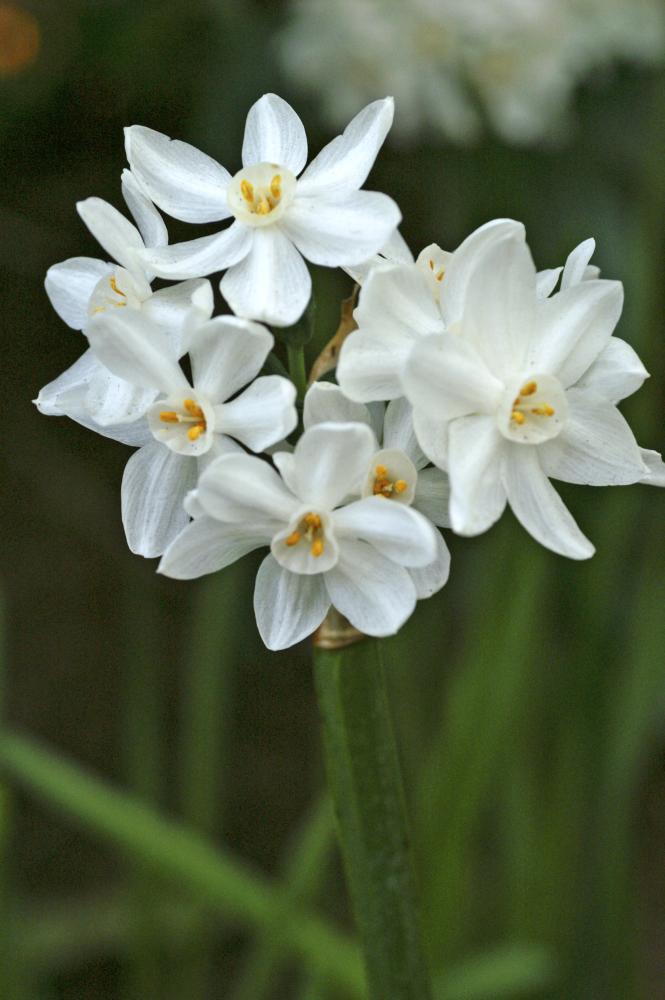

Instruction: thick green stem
[287,342,308,401]
[313,636,433,1000]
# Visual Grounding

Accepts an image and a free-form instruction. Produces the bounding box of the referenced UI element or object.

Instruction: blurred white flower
[278,0,665,145]
[339,221,657,558]
[82,310,297,557]
[125,94,401,326]
[159,422,438,649]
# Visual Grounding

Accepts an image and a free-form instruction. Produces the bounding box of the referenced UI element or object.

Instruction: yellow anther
[286,530,301,547]
[109,276,126,297]
[375,464,388,478]
[240,179,254,203]
[531,404,555,417]
[511,410,526,425]
[255,196,271,215]
[520,380,537,396]
[304,513,321,529]
[428,259,435,270]
[435,269,445,282]
[187,423,205,441]
[159,411,179,423]
[184,399,205,419]
[311,539,325,558]
[394,480,408,494]
[270,175,282,199]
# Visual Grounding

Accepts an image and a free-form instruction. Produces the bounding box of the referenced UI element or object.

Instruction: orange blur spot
[0,4,40,77]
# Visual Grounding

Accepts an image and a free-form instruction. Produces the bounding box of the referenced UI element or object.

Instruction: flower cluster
[278,0,665,145]
[37,93,664,649]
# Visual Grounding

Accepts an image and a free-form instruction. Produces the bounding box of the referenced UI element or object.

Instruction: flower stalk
[313,627,433,1000]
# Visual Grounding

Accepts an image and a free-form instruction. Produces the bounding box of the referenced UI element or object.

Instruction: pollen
[519,380,537,396]
[109,276,126,297]
[159,411,179,423]
[240,179,254,203]
[531,404,555,417]
[284,512,325,558]
[375,464,387,478]
[270,175,282,199]
[511,410,526,425]
[187,423,206,441]
[304,513,322,529]
[372,464,409,499]
[286,530,301,546]
[255,196,271,215]
[394,480,408,494]
[311,539,325,558]
[184,399,205,419]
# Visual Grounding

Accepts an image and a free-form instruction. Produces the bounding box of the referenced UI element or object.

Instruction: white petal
[215,376,297,451]
[140,222,252,280]
[303,382,372,430]
[77,198,144,274]
[530,279,624,388]
[440,219,526,329]
[413,467,450,527]
[536,267,562,299]
[447,415,507,535]
[502,446,595,560]
[382,397,426,466]
[561,238,595,290]
[333,496,437,567]
[197,453,297,524]
[575,337,648,403]
[412,407,449,470]
[121,168,168,249]
[242,93,308,175]
[221,227,311,327]
[452,230,537,378]
[538,388,647,486]
[86,310,187,392]
[45,257,114,330]
[282,190,401,266]
[124,125,232,223]
[84,363,157,428]
[404,333,503,423]
[122,443,197,557]
[344,228,414,285]
[297,98,394,197]
[254,555,329,650]
[142,279,214,357]
[325,540,416,637]
[408,530,451,599]
[293,422,376,509]
[272,451,298,493]
[158,516,269,579]
[190,315,273,400]
[640,449,665,486]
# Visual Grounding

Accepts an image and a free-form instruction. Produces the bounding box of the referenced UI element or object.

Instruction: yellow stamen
[375,464,387,478]
[304,513,321,529]
[311,539,324,558]
[286,530,301,547]
[531,404,555,417]
[511,410,526,425]
[159,411,179,423]
[184,399,205,419]
[187,423,205,441]
[240,179,254,203]
[435,269,445,282]
[270,175,282,200]
[428,259,435,270]
[256,196,271,215]
[110,276,126,297]
[520,380,537,396]
[394,480,408,494]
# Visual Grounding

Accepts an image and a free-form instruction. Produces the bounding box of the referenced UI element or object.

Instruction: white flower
[83,309,297,557]
[125,94,401,326]
[303,382,451,598]
[396,226,651,558]
[39,170,214,437]
[158,422,439,649]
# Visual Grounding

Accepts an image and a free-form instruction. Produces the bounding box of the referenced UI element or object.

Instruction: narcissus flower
[159,422,438,649]
[83,310,297,557]
[125,94,401,326]
[303,382,451,598]
[339,222,657,558]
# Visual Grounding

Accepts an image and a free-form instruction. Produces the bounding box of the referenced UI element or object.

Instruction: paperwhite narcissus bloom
[39,169,214,438]
[303,382,451,598]
[83,310,297,557]
[125,94,401,326]
[159,423,439,649]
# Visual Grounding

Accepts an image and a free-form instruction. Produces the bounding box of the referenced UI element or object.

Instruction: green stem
[313,636,433,1000]
[287,342,308,401]
[0,731,364,997]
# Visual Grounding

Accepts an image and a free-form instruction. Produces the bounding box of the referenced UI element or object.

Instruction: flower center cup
[147,395,215,456]
[362,449,417,505]
[227,162,297,227]
[88,268,149,317]
[416,244,450,302]
[271,509,339,575]
[497,374,568,445]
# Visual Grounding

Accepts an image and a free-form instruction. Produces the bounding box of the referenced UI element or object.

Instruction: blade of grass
[0,731,365,997]
[230,794,335,1000]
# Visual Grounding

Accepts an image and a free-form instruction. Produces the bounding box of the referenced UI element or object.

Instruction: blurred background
[1,1,665,998]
